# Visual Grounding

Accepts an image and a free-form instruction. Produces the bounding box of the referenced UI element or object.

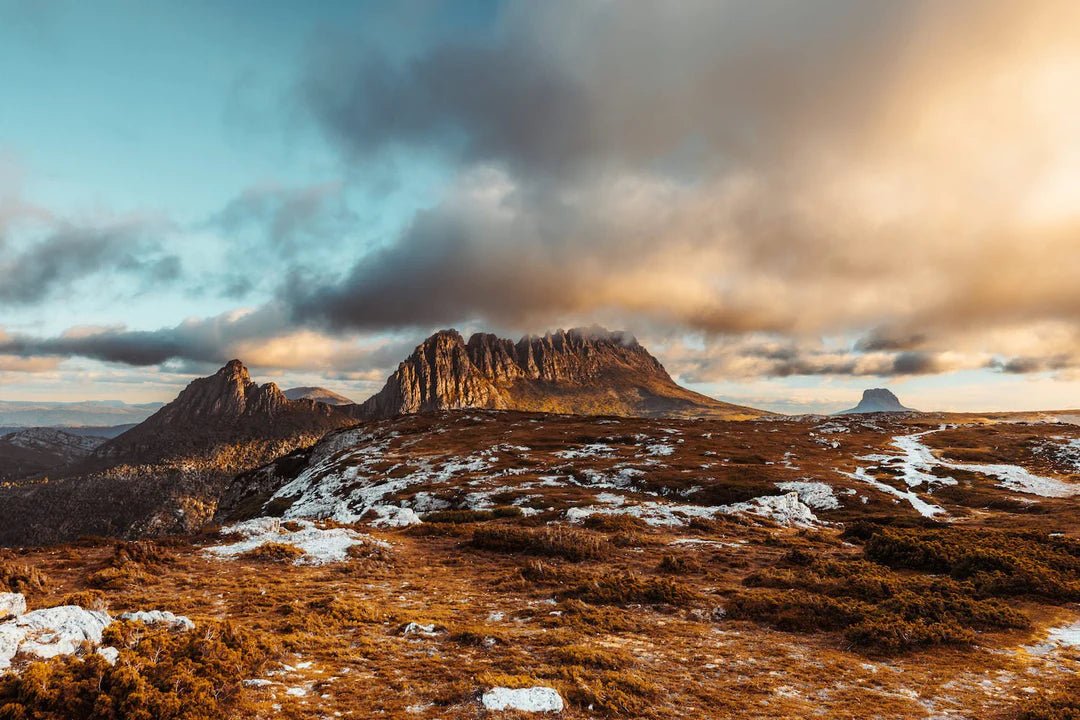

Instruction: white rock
[0,593,26,621]
[96,646,120,665]
[118,610,195,631]
[0,606,113,670]
[481,686,564,713]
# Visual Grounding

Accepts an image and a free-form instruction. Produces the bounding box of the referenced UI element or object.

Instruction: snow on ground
[270,440,492,523]
[720,492,821,528]
[839,467,946,518]
[1025,620,1080,656]
[1033,438,1080,473]
[481,686,564,712]
[566,490,821,528]
[0,594,26,620]
[205,518,387,565]
[891,429,1078,498]
[775,481,841,510]
[554,443,615,459]
[645,442,675,456]
[840,427,1079,516]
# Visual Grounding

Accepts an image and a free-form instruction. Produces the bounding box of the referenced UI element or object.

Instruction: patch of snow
[1025,621,1080,656]
[481,686,564,713]
[555,443,615,459]
[721,492,820,528]
[645,443,675,456]
[775,481,841,510]
[367,505,422,527]
[839,467,945,518]
[205,518,386,565]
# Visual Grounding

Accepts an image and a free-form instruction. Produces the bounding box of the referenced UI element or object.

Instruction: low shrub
[730,550,1031,654]
[0,562,47,594]
[471,525,612,562]
[858,526,1080,601]
[0,620,278,720]
[562,572,696,607]
[553,644,634,669]
[239,542,304,563]
[422,509,495,523]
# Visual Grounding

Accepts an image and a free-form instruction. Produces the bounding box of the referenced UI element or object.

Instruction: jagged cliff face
[353,328,764,420]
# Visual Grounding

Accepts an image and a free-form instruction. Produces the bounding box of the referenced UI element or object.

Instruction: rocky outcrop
[350,327,764,420]
[837,388,915,414]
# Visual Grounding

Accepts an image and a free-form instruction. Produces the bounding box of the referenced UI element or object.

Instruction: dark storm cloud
[0,307,288,366]
[280,0,1080,381]
[0,222,181,305]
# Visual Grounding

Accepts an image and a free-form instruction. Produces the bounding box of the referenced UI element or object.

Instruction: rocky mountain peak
[351,327,764,420]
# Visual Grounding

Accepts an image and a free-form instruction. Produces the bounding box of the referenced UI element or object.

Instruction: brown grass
[471,525,612,562]
[0,620,278,719]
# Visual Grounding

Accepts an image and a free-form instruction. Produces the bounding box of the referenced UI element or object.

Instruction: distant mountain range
[837,388,915,414]
[0,400,162,428]
[284,386,355,406]
[0,326,765,545]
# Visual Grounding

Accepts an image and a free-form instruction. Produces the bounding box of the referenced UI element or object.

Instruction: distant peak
[837,387,915,414]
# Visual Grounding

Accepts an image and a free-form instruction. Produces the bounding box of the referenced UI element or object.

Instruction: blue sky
[0,1,1077,412]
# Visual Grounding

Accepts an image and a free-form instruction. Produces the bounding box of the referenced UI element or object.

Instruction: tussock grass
[0,620,278,719]
[238,542,305,563]
[553,643,634,669]
[730,549,1032,654]
[852,524,1080,601]
[562,571,697,607]
[0,562,47,594]
[471,525,612,562]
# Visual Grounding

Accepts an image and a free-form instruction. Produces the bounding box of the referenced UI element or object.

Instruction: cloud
[207,182,356,258]
[285,0,1080,378]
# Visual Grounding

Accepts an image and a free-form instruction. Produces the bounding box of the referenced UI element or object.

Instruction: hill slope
[0,361,355,545]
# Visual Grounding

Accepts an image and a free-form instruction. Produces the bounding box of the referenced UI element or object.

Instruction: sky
[0,0,1077,414]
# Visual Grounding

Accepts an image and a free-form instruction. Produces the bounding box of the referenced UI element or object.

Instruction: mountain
[0,428,106,482]
[0,400,161,428]
[284,386,354,406]
[0,361,356,545]
[351,328,765,420]
[93,360,354,465]
[837,388,915,414]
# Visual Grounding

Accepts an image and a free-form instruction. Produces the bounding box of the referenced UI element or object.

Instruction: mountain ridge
[352,327,765,420]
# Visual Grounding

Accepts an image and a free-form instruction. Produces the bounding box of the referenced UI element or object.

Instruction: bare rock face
[352,327,763,420]
[94,360,352,465]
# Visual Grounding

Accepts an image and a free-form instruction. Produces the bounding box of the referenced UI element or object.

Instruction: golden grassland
[0,415,1078,719]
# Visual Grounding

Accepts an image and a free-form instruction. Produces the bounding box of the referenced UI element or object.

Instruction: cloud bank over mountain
[0,1,1077,407]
